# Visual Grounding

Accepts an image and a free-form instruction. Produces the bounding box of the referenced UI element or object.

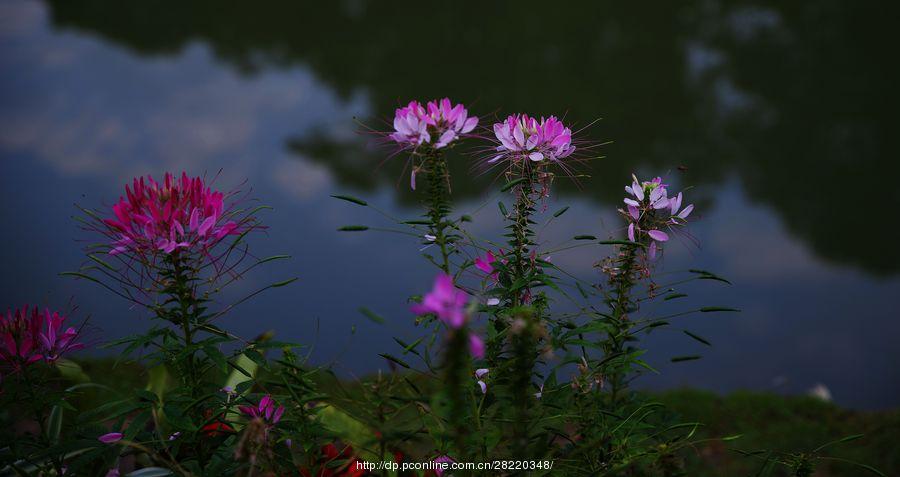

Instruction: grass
[55,358,899,475]
[656,388,899,476]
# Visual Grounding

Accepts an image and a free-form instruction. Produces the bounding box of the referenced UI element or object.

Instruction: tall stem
[444,328,469,458]
[509,164,538,306]
[608,243,638,403]
[171,255,198,392]
[510,310,536,459]
[425,153,452,274]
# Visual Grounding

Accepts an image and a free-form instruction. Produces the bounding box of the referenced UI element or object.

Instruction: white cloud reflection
[0,0,367,201]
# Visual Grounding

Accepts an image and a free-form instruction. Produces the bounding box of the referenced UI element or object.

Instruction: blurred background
[1,0,898,410]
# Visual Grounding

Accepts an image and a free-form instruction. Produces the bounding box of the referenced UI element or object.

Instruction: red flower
[300,443,366,477]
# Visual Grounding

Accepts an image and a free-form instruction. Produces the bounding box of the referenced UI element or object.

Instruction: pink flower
[489,114,575,164]
[100,172,241,258]
[98,432,123,444]
[390,98,478,150]
[390,101,430,147]
[474,368,489,394]
[0,306,83,373]
[411,273,470,329]
[239,394,285,426]
[468,334,485,360]
[620,174,695,260]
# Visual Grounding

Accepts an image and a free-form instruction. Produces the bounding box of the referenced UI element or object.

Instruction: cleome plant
[0,100,884,476]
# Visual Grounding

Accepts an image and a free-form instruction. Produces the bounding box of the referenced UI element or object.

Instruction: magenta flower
[98,432,123,444]
[411,273,470,329]
[100,172,241,257]
[1,306,83,373]
[390,98,478,150]
[434,455,455,476]
[489,114,575,164]
[473,250,502,282]
[239,394,285,426]
[474,251,495,274]
[37,309,84,363]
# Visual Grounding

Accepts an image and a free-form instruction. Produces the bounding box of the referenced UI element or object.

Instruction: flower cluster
[239,394,285,427]
[390,98,478,150]
[622,175,694,259]
[0,305,83,374]
[102,172,240,257]
[411,273,485,359]
[490,114,575,164]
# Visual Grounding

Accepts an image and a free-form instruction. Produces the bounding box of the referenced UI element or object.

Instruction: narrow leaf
[501,177,526,192]
[331,194,368,206]
[683,330,712,346]
[379,353,411,369]
[359,307,385,324]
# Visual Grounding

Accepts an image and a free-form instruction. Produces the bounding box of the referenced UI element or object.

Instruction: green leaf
[498,201,508,216]
[671,355,702,362]
[204,345,229,373]
[689,269,733,285]
[316,404,377,458]
[699,307,740,313]
[88,254,117,271]
[47,405,63,444]
[56,359,90,383]
[598,240,645,248]
[256,255,291,265]
[379,353,411,369]
[359,307,385,324]
[573,235,597,240]
[683,330,712,346]
[403,220,432,225]
[331,194,368,206]
[664,293,688,301]
[553,206,570,217]
[271,277,299,288]
[501,177,526,192]
[338,225,369,232]
[145,365,169,403]
[394,336,423,355]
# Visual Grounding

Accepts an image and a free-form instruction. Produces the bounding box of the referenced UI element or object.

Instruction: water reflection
[0,0,897,408]
[44,0,900,274]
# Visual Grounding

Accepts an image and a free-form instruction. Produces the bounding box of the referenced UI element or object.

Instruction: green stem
[509,165,538,306]
[444,328,469,458]
[425,153,452,274]
[171,256,198,392]
[510,310,536,459]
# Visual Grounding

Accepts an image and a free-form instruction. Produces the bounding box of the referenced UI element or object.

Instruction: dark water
[1,0,898,409]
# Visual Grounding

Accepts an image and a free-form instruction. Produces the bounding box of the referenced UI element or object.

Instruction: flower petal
[647,230,669,242]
